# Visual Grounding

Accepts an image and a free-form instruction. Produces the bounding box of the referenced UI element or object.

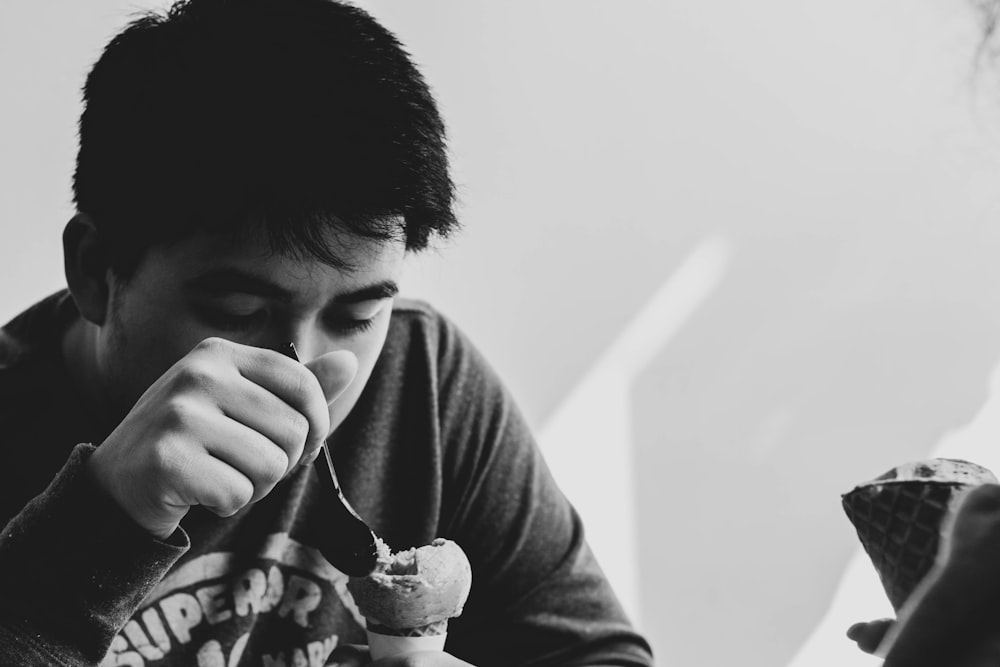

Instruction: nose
[284,329,334,365]
[268,316,333,362]
[286,338,317,364]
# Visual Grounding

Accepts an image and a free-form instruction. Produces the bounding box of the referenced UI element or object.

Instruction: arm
[432,317,653,666]
[0,444,188,666]
[0,337,356,666]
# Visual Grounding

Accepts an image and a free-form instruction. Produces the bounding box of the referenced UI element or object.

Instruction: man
[0,1,653,665]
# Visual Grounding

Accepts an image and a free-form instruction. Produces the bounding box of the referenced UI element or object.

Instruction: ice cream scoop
[348,538,473,659]
[842,458,997,611]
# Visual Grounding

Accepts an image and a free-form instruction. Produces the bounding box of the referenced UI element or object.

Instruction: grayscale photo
[4,2,1000,666]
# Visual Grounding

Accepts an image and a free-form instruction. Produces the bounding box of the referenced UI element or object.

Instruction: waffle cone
[366,620,448,660]
[842,480,968,611]
[367,619,449,637]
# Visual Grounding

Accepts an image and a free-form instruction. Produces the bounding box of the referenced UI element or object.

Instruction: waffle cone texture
[842,480,964,611]
[367,619,448,637]
[842,458,997,611]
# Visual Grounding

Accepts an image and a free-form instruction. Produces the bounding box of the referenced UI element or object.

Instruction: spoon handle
[282,343,378,576]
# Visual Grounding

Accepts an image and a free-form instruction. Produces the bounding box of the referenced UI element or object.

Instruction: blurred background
[5,1,1000,665]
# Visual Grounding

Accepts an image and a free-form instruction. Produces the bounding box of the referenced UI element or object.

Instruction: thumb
[848,618,894,655]
[306,350,359,405]
[325,643,369,666]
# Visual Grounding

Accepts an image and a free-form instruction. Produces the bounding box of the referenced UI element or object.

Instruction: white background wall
[5,2,1000,665]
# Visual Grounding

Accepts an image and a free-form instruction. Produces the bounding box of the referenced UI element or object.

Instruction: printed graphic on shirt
[100,532,365,667]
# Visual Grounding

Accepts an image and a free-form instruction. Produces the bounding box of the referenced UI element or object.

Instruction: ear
[63,213,111,325]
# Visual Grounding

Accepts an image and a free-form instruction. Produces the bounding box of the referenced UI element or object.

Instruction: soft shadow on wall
[631,238,1000,665]
[391,1,1000,665]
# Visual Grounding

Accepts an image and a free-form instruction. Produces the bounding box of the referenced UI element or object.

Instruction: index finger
[847,619,893,655]
[227,343,331,460]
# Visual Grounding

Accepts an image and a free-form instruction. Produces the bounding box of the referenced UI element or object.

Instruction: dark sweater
[0,291,653,667]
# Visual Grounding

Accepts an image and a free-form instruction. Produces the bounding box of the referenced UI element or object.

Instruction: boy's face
[96,226,406,436]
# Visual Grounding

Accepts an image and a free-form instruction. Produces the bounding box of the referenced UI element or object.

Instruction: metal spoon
[283,343,378,577]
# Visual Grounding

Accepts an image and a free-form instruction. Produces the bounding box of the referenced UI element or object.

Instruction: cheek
[106,331,179,412]
[113,284,207,361]
[105,304,212,408]
[124,316,204,372]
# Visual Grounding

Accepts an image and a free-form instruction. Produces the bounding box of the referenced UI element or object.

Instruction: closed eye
[323,301,387,336]
[192,303,267,332]
[327,316,378,336]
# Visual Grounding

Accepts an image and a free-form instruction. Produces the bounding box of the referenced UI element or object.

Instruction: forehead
[139,227,406,293]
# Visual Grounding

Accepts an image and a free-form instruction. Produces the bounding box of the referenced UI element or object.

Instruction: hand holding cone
[842,458,997,611]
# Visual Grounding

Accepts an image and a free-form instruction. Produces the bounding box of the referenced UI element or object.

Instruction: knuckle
[181,338,237,385]
[162,397,197,430]
[285,409,310,446]
[213,478,253,516]
[149,436,190,480]
[195,336,230,355]
[174,359,217,393]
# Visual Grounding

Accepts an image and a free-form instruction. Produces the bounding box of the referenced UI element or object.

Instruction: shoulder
[386,298,470,365]
[389,297,442,328]
[382,299,518,452]
[0,291,77,414]
[0,328,24,370]
[0,290,76,372]
[385,298,495,389]
[388,297,457,339]
[0,292,86,490]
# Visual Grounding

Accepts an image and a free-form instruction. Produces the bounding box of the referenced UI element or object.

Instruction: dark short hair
[74,0,458,275]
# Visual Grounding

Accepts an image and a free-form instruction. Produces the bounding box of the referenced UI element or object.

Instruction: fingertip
[325,643,369,667]
[307,350,359,404]
[847,619,894,655]
[327,349,359,377]
[299,447,322,469]
[335,349,359,380]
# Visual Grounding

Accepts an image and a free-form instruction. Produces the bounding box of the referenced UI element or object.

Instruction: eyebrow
[184,268,399,304]
[335,280,400,304]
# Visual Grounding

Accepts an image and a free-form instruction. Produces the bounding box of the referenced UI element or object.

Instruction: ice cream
[347,537,472,659]
[842,458,997,611]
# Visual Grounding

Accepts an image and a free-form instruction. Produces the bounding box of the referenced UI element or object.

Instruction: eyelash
[199,308,378,336]
[331,317,377,335]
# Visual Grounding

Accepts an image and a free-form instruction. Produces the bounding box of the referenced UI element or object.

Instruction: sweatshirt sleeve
[0,443,189,666]
[432,316,654,667]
